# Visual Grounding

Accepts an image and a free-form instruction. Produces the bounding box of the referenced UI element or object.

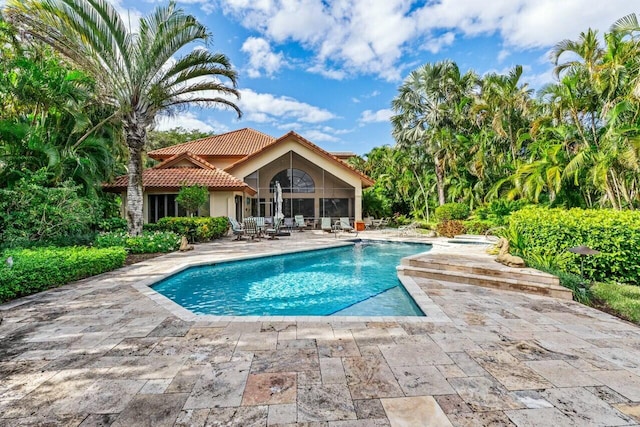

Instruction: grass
[591,282,640,323]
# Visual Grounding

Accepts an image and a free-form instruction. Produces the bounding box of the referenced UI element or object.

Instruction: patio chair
[363,217,373,230]
[371,218,383,229]
[284,217,294,231]
[398,221,419,237]
[266,216,283,239]
[228,217,245,240]
[320,217,334,233]
[337,217,355,232]
[243,217,261,241]
[294,215,306,232]
[380,217,390,229]
[255,216,266,237]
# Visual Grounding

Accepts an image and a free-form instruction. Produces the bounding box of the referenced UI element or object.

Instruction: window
[148,194,189,223]
[321,198,349,217]
[283,198,314,217]
[270,169,315,193]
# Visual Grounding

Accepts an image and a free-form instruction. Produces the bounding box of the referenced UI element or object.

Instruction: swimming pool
[152,241,431,316]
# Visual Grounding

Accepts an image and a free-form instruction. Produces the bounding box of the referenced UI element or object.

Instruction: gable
[225,132,374,188]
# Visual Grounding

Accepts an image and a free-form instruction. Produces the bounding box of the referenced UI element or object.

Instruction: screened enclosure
[243,151,355,222]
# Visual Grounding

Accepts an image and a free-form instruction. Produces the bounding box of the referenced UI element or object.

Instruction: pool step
[398,254,572,300]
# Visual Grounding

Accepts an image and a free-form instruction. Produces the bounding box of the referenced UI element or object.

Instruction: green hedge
[94,231,180,253]
[509,207,640,284]
[435,202,470,221]
[155,217,228,242]
[0,246,126,302]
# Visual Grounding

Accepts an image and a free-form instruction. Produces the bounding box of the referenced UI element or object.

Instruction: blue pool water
[152,241,430,316]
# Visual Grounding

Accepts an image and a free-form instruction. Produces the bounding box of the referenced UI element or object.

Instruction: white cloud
[359,109,393,124]
[304,129,340,142]
[423,31,456,54]
[497,49,510,63]
[212,0,635,81]
[106,0,143,32]
[241,37,285,78]
[154,112,216,132]
[237,88,337,124]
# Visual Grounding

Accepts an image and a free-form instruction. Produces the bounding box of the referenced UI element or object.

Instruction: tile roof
[152,151,218,171]
[148,128,276,159]
[104,151,256,194]
[104,169,255,194]
[225,131,375,187]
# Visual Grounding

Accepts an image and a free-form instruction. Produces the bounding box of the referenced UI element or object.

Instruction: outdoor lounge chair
[320,217,334,233]
[337,217,354,232]
[228,217,245,240]
[243,217,261,241]
[398,221,419,237]
[294,215,306,232]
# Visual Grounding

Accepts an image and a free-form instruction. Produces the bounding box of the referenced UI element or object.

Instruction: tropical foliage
[5,0,241,235]
[352,14,640,218]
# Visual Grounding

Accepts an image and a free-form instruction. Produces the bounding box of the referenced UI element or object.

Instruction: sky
[60,1,640,154]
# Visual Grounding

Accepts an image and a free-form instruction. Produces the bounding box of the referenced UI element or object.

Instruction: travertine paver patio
[1,231,640,426]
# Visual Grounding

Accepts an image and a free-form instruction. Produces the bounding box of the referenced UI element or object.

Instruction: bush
[435,202,470,221]
[143,222,162,232]
[155,216,228,242]
[436,220,466,237]
[0,246,126,302]
[462,220,493,235]
[0,172,100,247]
[509,207,640,284]
[97,217,127,232]
[475,199,527,225]
[94,231,180,254]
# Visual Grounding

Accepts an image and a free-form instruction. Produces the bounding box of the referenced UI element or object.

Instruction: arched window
[270,169,315,193]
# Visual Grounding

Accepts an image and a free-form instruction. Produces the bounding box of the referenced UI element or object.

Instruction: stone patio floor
[1,231,640,426]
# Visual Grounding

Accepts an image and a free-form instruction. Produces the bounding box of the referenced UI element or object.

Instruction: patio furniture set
[228,216,360,241]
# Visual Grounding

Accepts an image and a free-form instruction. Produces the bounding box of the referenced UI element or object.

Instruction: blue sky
[112,0,637,155]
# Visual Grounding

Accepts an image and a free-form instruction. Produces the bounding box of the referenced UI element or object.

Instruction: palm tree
[392,60,477,206]
[6,0,241,234]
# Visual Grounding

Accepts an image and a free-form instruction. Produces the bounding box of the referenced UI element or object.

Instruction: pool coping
[132,238,452,323]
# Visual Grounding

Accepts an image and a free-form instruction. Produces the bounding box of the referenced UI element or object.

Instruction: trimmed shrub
[509,207,640,284]
[435,202,470,221]
[0,246,126,302]
[155,217,228,242]
[94,231,180,254]
[97,217,127,232]
[436,220,465,237]
[462,219,493,235]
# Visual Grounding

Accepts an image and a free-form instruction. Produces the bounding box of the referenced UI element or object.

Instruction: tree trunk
[125,121,147,236]
[434,155,446,206]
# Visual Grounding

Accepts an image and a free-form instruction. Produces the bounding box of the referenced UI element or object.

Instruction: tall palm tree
[6,0,241,234]
[392,60,477,205]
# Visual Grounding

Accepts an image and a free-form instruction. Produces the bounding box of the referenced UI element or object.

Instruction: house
[104,128,374,223]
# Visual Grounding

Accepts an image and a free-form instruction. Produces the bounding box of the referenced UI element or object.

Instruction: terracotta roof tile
[148,128,276,159]
[152,151,217,170]
[104,168,255,194]
[225,131,375,187]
